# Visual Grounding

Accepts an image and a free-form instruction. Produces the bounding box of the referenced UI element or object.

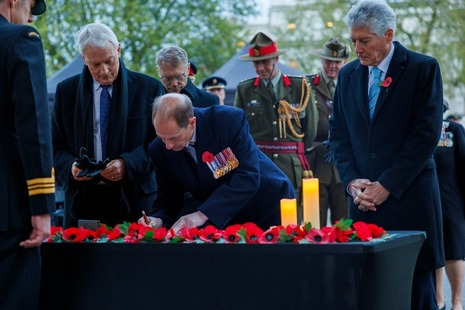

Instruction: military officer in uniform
[202,76,227,105]
[0,0,56,308]
[234,32,318,224]
[306,38,350,226]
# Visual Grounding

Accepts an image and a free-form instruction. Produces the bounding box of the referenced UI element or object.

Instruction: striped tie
[368,67,382,119]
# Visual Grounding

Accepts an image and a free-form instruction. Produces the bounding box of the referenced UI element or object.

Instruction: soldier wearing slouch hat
[234,32,318,224]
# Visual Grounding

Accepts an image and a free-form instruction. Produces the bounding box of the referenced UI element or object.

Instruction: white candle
[303,178,320,228]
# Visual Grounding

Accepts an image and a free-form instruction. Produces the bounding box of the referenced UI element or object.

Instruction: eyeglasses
[160,73,187,83]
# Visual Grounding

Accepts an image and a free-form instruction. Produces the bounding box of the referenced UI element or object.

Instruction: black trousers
[411,268,438,310]
[0,230,41,309]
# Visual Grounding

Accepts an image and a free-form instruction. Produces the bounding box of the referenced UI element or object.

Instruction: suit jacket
[329,41,444,271]
[306,73,341,185]
[0,16,55,232]
[52,60,164,227]
[180,78,219,107]
[234,74,318,189]
[149,105,295,230]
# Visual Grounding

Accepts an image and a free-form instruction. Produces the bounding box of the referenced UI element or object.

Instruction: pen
[142,210,150,225]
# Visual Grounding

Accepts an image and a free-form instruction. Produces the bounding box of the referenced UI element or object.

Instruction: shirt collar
[369,43,395,76]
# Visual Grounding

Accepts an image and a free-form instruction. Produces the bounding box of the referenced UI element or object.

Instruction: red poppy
[368,223,386,238]
[381,77,392,87]
[321,226,338,243]
[305,228,330,244]
[202,151,214,163]
[95,224,113,239]
[127,222,142,237]
[62,227,92,242]
[45,226,63,242]
[179,226,200,242]
[198,225,222,243]
[222,224,243,243]
[242,222,264,244]
[352,221,373,241]
[335,226,354,242]
[284,224,306,243]
[258,226,280,244]
[107,226,124,241]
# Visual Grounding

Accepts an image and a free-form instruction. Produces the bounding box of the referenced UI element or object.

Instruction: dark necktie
[328,80,335,97]
[100,85,111,159]
[368,67,382,119]
[267,81,276,102]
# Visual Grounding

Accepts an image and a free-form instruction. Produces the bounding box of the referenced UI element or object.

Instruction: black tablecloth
[39,231,425,310]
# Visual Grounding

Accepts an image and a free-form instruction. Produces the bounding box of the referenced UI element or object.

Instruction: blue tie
[100,85,111,159]
[369,67,382,119]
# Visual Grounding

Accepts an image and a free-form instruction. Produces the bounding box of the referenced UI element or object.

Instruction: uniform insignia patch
[28,31,40,38]
[247,100,260,108]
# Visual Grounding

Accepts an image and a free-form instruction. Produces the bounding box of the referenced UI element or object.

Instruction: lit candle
[303,178,320,228]
[280,198,297,226]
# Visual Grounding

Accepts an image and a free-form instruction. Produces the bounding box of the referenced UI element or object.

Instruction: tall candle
[303,178,320,228]
[280,198,297,226]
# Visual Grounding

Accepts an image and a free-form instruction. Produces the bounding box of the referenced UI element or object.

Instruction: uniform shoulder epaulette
[286,75,309,83]
[306,74,320,87]
[237,77,256,85]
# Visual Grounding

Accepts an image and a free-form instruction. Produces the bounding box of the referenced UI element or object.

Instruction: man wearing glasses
[156,46,219,108]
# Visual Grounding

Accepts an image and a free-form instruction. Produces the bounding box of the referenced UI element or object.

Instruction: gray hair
[76,22,119,55]
[344,0,396,37]
[156,46,189,69]
[152,93,194,129]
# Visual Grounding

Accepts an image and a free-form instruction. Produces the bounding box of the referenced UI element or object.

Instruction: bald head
[152,93,194,128]
[152,93,196,151]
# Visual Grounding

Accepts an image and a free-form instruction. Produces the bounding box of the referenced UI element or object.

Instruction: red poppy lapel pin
[202,148,239,179]
[380,77,392,88]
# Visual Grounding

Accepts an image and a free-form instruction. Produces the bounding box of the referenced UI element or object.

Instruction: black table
[39,231,424,310]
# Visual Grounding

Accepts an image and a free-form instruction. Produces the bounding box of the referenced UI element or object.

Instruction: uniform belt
[255,141,311,172]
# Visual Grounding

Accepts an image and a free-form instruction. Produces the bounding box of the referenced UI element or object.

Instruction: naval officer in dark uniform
[202,76,227,105]
[0,0,56,308]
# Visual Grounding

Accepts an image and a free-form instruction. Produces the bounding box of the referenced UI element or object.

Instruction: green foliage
[334,218,353,231]
[33,0,258,82]
[270,0,465,105]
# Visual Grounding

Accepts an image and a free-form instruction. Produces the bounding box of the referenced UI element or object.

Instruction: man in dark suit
[139,93,295,231]
[306,38,350,227]
[0,0,55,308]
[156,45,219,108]
[329,1,444,309]
[52,22,164,228]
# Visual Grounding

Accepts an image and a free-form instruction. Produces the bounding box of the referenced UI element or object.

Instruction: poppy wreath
[45,219,388,244]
